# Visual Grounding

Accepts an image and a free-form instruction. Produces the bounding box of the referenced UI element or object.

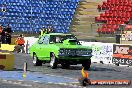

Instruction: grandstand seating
[96,0,132,34]
[0,0,79,33]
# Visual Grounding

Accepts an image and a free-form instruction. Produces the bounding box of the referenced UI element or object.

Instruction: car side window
[44,36,49,44]
[38,36,45,44]
[49,35,56,43]
[38,36,49,44]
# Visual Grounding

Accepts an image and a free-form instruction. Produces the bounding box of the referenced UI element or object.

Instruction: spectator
[47,25,54,33]
[5,24,13,44]
[47,26,52,33]
[39,26,46,37]
[14,34,25,53]
[2,4,6,12]
[0,24,3,34]
[1,27,6,44]
[56,37,61,43]
[0,25,3,45]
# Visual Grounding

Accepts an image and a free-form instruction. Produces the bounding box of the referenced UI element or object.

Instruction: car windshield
[50,35,79,44]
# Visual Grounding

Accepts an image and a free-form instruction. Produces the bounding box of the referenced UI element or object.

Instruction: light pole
[17,17,22,33]
[119,24,126,44]
[1,4,7,26]
[29,0,33,35]
[32,18,38,34]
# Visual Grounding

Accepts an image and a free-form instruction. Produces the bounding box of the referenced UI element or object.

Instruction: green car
[29,33,92,69]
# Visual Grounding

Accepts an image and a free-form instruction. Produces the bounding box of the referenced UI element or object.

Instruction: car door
[37,35,50,60]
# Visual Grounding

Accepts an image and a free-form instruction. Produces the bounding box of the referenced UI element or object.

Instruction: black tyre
[82,59,91,70]
[50,53,58,69]
[100,61,104,64]
[61,62,70,69]
[115,63,119,66]
[33,53,42,66]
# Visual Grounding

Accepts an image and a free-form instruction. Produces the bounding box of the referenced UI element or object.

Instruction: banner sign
[92,43,113,64]
[113,44,132,66]
[81,42,113,64]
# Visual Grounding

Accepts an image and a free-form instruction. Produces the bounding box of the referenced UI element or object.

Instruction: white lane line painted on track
[18,80,24,82]
[33,80,41,83]
[21,84,32,87]
[7,80,13,84]
[45,74,78,80]
[47,82,54,84]
[1,79,32,87]
[47,82,82,88]
[3,79,7,82]
[12,82,22,85]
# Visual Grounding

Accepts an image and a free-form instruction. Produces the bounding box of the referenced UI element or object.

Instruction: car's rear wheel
[61,62,70,69]
[33,53,42,66]
[50,53,58,69]
[82,59,91,70]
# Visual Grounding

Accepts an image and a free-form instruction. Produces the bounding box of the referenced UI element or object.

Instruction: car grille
[59,49,92,56]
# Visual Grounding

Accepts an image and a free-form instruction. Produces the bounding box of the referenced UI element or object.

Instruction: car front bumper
[58,55,92,60]
[58,55,92,64]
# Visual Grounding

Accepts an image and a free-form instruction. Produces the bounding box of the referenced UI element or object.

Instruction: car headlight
[59,49,75,56]
[85,49,92,55]
[76,49,92,55]
[59,49,65,55]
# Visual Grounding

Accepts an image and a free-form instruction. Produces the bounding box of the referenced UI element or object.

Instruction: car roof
[45,33,72,36]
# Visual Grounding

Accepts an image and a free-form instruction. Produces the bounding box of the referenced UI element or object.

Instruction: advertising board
[113,44,132,66]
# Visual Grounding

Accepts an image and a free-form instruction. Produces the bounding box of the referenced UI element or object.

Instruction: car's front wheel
[50,53,58,69]
[33,53,42,66]
[82,59,91,70]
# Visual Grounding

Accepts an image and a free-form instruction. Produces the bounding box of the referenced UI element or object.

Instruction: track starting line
[0,71,78,84]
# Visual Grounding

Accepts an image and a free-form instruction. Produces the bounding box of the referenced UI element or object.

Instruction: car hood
[54,43,91,50]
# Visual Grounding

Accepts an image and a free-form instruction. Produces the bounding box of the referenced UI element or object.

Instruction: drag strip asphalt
[0,70,78,84]
[0,53,132,88]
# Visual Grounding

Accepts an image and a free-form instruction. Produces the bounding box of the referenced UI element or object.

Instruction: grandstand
[70,0,104,39]
[70,0,113,42]
[0,0,79,33]
[71,0,132,43]
[0,0,131,43]
[96,0,132,34]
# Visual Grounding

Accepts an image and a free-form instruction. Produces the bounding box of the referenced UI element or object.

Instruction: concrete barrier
[0,52,14,70]
[11,37,17,45]
[0,44,15,51]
